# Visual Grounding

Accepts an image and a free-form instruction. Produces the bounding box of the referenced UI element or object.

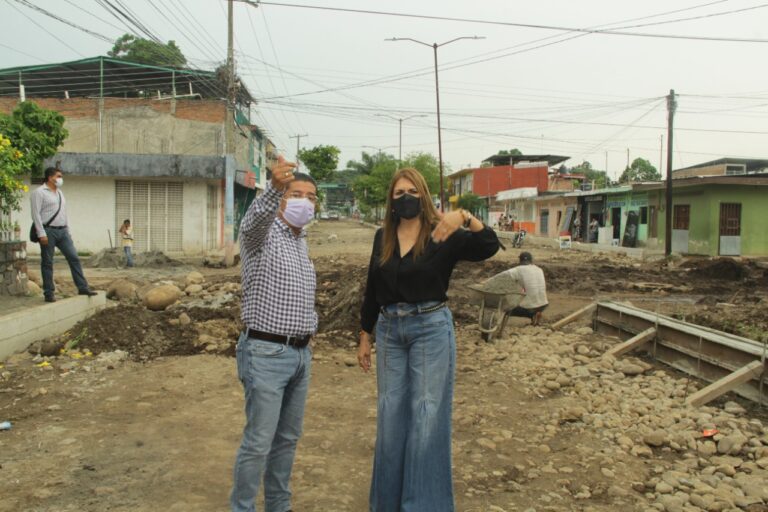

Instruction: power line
[251,1,768,43]
[7,1,85,57]
[10,0,113,42]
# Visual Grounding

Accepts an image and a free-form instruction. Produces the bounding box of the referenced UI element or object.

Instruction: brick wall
[0,97,226,123]
[0,241,28,296]
[472,165,550,196]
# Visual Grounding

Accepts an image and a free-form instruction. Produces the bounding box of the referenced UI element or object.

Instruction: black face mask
[392,193,421,220]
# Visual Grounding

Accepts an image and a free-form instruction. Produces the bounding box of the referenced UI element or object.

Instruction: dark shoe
[78,289,98,297]
[44,295,56,303]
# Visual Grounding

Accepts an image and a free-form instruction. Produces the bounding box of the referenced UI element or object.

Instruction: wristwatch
[461,209,473,228]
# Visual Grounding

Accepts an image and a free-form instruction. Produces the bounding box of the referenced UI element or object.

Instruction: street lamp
[386,36,484,211]
[374,113,428,163]
[362,145,397,158]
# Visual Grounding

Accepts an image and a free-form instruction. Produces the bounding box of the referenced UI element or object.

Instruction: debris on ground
[87,248,183,268]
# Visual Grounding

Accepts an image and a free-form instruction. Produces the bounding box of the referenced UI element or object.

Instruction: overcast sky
[2,0,767,179]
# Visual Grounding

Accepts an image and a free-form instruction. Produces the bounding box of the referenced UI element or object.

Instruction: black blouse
[360,225,500,333]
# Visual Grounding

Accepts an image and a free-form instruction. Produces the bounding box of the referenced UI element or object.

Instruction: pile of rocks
[446,323,768,511]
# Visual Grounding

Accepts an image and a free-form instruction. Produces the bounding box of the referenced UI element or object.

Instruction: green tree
[457,193,484,215]
[0,101,68,176]
[0,134,28,215]
[297,145,340,182]
[108,34,187,67]
[619,157,661,183]
[346,151,387,175]
[571,161,609,189]
[498,148,522,156]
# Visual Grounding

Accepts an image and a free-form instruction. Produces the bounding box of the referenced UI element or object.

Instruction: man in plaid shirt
[231,155,318,512]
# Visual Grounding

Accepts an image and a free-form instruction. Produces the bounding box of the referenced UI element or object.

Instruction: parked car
[319,212,330,220]
[327,211,340,220]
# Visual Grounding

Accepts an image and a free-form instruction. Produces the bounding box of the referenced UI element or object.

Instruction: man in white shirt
[506,251,548,326]
[30,167,96,303]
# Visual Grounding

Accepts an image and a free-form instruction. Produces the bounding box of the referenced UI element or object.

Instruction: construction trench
[1,220,768,511]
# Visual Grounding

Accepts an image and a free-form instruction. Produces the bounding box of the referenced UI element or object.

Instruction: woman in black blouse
[358,168,499,512]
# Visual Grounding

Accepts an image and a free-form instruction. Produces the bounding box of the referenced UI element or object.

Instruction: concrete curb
[0,291,108,360]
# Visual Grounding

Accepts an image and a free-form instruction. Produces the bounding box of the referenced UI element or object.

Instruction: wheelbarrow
[468,270,524,342]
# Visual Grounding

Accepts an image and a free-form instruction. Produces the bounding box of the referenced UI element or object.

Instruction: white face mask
[54,177,63,187]
[282,198,315,228]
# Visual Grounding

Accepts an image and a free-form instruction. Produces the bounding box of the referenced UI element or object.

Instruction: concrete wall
[653,185,768,257]
[674,164,725,179]
[16,176,220,255]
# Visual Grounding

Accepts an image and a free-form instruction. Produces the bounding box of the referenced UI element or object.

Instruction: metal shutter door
[166,182,183,252]
[115,181,132,249]
[206,184,218,250]
[149,183,166,251]
[132,182,149,253]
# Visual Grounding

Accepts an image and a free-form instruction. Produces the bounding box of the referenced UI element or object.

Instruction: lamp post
[374,113,427,164]
[386,36,484,211]
[362,145,397,158]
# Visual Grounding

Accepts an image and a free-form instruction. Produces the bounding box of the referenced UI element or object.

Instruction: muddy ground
[1,220,767,512]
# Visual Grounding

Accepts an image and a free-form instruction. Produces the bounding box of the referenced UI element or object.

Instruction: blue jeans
[231,332,312,512]
[123,246,134,267]
[370,302,456,512]
[40,227,89,298]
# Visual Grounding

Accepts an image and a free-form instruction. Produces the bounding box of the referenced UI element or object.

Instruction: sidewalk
[495,230,666,260]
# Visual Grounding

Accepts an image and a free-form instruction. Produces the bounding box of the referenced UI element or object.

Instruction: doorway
[719,203,741,256]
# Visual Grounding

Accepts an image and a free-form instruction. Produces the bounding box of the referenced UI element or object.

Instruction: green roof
[0,56,253,104]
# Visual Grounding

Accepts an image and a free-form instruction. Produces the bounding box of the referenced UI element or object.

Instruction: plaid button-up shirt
[239,184,317,336]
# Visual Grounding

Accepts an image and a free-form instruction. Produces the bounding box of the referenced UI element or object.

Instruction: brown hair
[379,168,440,265]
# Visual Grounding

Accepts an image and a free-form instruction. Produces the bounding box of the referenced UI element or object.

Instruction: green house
[629,176,768,257]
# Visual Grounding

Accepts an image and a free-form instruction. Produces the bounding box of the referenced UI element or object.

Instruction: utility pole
[387,36,484,212]
[626,148,630,170]
[659,134,664,174]
[290,134,308,172]
[604,151,608,180]
[223,0,236,266]
[374,114,426,164]
[664,89,677,257]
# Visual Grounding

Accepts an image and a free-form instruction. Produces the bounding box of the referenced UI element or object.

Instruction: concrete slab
[0,292,108,360]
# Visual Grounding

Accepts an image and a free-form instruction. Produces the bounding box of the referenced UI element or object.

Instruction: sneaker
[78,289,98,297]
[44,295,56,303]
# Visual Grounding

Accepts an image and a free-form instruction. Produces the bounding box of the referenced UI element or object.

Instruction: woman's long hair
[379,168,440,265]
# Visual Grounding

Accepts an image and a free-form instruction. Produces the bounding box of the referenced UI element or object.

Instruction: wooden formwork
[593,301,767,406]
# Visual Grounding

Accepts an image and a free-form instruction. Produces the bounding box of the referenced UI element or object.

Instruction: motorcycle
[512,229,526,248]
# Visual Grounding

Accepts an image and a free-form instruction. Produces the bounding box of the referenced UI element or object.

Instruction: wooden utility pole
[664,89,677,257]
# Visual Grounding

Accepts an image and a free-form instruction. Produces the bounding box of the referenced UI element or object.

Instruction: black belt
[47,226,67,230]
[245,329,311,348]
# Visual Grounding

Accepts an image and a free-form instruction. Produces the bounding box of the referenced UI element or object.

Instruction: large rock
[185,271,204,287]
[185,284,203,295]
[27,280,43,296]
[107,279,138,301]
[27,269,42,286]
[143,284,182,311]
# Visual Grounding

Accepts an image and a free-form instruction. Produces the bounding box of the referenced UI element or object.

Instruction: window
[725,164,746,176]
[673,204,690,230]
[639,206,648,225]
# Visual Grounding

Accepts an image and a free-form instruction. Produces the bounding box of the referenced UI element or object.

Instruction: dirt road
[2,220,767,512]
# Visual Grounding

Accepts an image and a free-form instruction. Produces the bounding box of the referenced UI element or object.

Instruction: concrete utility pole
[223,0,236,266]
[386,36,484,212]
[664,89,677,257]
[290,134,308,172]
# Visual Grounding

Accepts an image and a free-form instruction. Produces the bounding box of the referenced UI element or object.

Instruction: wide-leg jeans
[370,301,456,512]
[230,333,312,512]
